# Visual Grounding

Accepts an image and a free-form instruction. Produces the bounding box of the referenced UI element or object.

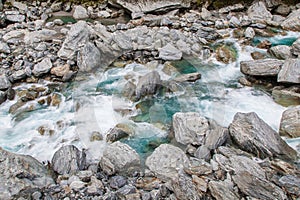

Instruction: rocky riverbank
[0,0,300,199]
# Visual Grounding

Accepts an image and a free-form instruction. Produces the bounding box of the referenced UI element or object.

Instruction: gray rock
[173,112,209,145]
[77,42,101,72]
[279,175,300,195]
[268,45,292,60]
[109,175,127,189]
[229,112,297,161]
[282,9,300,31]
[247,1,272,21]
[0,91,6,105]
[6,14,25,23]
[12,1,27,11]
[204,121,229,150]
[58,21,91,60]
[113,31,133,50]
[219,3,244,13]
[0,41,10,53]
[279,106,300,138]
[229,16,240,28]
[70,180,85,191]
[173,72,201,82]
[240,59,284,76]
[32,58,52,77]
[291,37,300,57]
[176,39,191,55]
[0,75,11,90]
[0,0,2,11]
[3,29,26,42]
[24,29,57,45]
[194,145,211,161]
[0,147,54,199]
[278,59,300,83]
[145,144,189,180]
[184,157,212,176]
[208,180,239,200]
[274,4,290,16]
[73,5,89,19]
[159,44,182,61]
[272,86,300,107]
[136,71,162,100]
[106,125,130,143]
[51,145,86,175]
[99,141,140,176]
[10,69,27,81]
[200,8,211,21]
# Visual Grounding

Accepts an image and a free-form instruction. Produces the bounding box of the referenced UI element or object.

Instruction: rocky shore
[0,0,300,199]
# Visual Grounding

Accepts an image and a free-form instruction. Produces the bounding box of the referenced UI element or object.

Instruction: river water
[0,32,299,162]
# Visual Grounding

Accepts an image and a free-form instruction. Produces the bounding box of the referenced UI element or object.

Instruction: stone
[98,11,111,18]
[274,4,290,16]
[272,86,300,107]
[0,75,11,90]
[32,58,52,77]
[204,121,229,150]
[0,147,54,199]
[184,157,212,176]
[208,180,239,200]
[251,51,266,60]
[51,145,86,175]
[145,144,189,180]
[216,45,237,64]
[3,30,26,42]
[99,141,140,176]
[6,14,25,23]
[0,91,6,105]
[176,39,191,55]
[282,9,300,31]
[50,64,70,77]
[268,45,291,60]
[109,176,127,189]
[113,31,133,50]
[0,41,10,53]
[70,180,85,191]
[173,73,201,82]
[172,112,209,145]
[159,44,182,61]
[240,59,284,76]
[291,38,300,57]
[247,1,272,21]
[219,3,244,13]
[279,106,300,138]
[106,124,131,143]
[201,8,211,21]
[12,1,27,11]
[229,112,297,161]
[73,6,89,19]
[229,16,240,28]
[77,42,101,72]
[278,59,300,83]
[136,71,162,100]
[279,175,300,195]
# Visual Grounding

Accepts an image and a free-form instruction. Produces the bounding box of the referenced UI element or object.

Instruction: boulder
[240,59,284,76]
[0,75,11,90]
[0,41,10,53]
[51,145,86,175]
[268,45,291,60]
[208,180,239,200]
[50,64,70,77]
[229,112,297,161]
[0,147,54,199]
[6,14,25,23]
[172,112,209,145]
[73,5,89,19]
[279,175,300,196]
[0,91,6,104]
[136,71,162,100]
[32,58,52,77]
[24,29,57,45]
[145,144,189,180]
[278,59,300,83]
[279,106,300,138]
[291,38,300,57]
[173,72,201,82]
[99,141,140,176]
[247,2,272,21]
[272,86,300,107]
[282,9,300,31]
[159,44,182,61]
[106,124,131,143]
[77,42,101,72]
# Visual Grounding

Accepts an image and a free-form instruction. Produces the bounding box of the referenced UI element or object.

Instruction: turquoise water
[253,36,297,47]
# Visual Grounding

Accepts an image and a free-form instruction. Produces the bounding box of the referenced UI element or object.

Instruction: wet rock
[208,180,239,200]
[173,72,201,82]
[229,16,240,28]
[282,9,300,31]
[32,58,52,77]
[247,1,272,21]
[0,41,10,53]
[279,175,300,196]
[251,51,266,60]
[278,59,300,83]
[268,45,292,60]
[159,44,182,61]
[279,106,300,138]
[239,77,252,86]
[90,131,103,142]
[77,42,101,72]
[229,112,297,161]
[73,5,89,19]
[240,59,284,76]
[272,86,300,107]
[146,144,189,180]
[291,37,300,57]
[0,147,54,199]
[106,124,131,143]
[136,71,161,100]
[0,75,11,90]
[257,40,272,49]
[99,141,140,176]
[51,145,86,175]
[122,81,136,100]
[0,91,6,104]
[6,87,15,100]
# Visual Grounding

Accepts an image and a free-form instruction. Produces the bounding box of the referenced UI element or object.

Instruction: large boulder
[281,9,300,31]
[32,58,52,77]
[240,59,284,76]
[268,45,292,60]
[229,112,297,161]
[0,148,54,199]
[159,44,182,61]
[146,144,189,180]
[172,112,209,145]
[272,86,300,107]
[51,145,86,175]
[99,141,140,176]
[247,2,272,21]
[277,59,300,83]
[136,71,162,100]
[77,42,101,72]
[279,106,300,138]
[0,75,11,90]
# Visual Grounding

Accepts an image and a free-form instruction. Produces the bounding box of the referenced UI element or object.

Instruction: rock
[282,9,300,31]
[58,21,91,60]
[51,145,86,175]
[216,45,237,64]
[239,77,252,86]
[77,42,101,72]
[184,158,212,176]
[291,38,300,57]
[113,31,133,50]
[229,112,297,161]
[0,41,10,53]
[6,14,25,23]
[0,147,54,199]
[219,3,244,13]
[176,39,191,55]
[12,1,27,11]
[278,59,300,83]
[136,71,162,100]
[0,75,11,90]
[145,144,189,180]
[233,171,287,200]
[173,72,201,82]
[98,11,111,18]
[108,0,190,19]
[106,124,131,143]
[0,91,6,104]
[200,8,211,21]
[159,44,182,61]
[32,58,52,77]
[73,5,89,19]
[279,106,300,138]
[24,29,57,45]
[3,29,26,42]
[109,176,127,189]
[244,27,255,39]
[194,145,211,161]
[229,16,240,28]
[257,40,272,49]
[70,180,85,191]
[251,51,266,60]
[279,175,300,195]
[99,141,140,176]
[50,64,70,77]
[274,4,290,16]
[204,121,229,150]
[240,59,284,76]
[247,1,272,21]
[208,180,239,200]
[268,45,292,60]
[172,112,209,145]
[6,87,15,100]
[272,86,300,107]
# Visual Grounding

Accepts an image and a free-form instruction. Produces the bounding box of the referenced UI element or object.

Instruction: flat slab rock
[240,59,284,76]
[278,59,300,84]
